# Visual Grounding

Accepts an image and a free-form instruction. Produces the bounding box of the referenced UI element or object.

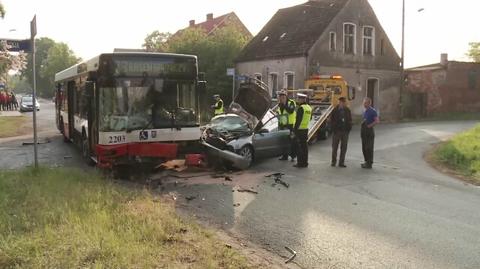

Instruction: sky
[1,0,479,68]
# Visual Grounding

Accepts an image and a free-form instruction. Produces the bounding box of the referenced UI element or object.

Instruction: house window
[363,26,375,56]
[270,73,278,98]
[343,23,356,54]
[284,72,295,90]
[468,70,477,90]
[380,39,385,56]
[329,32,336,51]
[254,73,262,82]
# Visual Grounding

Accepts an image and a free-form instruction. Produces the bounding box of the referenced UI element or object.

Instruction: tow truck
[287,75,355,143]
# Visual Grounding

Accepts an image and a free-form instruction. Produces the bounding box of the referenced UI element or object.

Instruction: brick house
[405,54,480,117]
[175,12,252,38]
[235,0,401,119]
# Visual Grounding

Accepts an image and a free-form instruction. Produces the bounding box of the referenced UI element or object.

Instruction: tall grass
[434,125,480,182]
[0,167,249,268]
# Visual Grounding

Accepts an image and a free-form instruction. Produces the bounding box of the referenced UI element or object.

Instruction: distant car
[19,96,40,112]
[201,80,290,169]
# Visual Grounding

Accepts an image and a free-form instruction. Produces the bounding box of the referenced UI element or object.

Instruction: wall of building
[319,66,400,120]
[307,0,400,73]
[406,62,480,114]
[235,56,307,96]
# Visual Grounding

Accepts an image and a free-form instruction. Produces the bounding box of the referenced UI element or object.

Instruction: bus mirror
[85,81,94,97]
[348,86,356,101]
[197,72,207,93]
[197,81,207,93]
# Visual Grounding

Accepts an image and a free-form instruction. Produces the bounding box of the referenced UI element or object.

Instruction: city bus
[54,52,205,168]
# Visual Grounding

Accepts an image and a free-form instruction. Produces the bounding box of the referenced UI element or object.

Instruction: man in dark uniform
[277,89,297,161]
[361,97,379,169]
[330,97,352,167]
[293,93,312,168]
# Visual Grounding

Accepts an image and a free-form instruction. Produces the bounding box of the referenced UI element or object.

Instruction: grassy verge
[0,116,28,138]
[432,124,480,185]
[0,167,251,268]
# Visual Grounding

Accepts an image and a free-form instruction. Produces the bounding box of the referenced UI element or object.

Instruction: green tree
[39,42,79,97]
[21,37,55,95]
[145,25,251,120]
[143,31,171,52]
[21,38,79,97]
[467,42,480,62]
[0,2,5,18]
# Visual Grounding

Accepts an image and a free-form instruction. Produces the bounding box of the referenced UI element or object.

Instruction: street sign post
[0,39,32,52]
[31,15,38,168]
[227,68,235,100]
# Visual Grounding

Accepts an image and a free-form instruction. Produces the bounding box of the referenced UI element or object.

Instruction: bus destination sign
[114,59,195,77]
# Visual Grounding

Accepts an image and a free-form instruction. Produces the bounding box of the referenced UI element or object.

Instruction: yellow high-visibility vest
[214,99,224,115]
[299,104,312,130]
[277,99,296,126]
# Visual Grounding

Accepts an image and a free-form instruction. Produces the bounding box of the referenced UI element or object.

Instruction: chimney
[206,13,213,21]
[189,20,195,27]
[440,53,448,66]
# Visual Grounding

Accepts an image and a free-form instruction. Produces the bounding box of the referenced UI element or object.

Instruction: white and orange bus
[55,52,205,168]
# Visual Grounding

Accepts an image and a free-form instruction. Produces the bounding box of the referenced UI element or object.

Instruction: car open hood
[229,79,271,129]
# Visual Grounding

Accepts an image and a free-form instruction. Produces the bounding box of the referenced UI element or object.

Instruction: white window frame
[329,31,336,52]
[269,72,279,98]
[254,73,262,82]
[362,26,375,56]
[343,22,356,55]
[284,71,295,90]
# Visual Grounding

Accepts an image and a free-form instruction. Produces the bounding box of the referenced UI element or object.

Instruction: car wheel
[239,145,254,168]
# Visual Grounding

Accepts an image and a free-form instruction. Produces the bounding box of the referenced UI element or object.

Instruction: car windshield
[22,97,32,102]
[210,115,250,133]
[99,78,197,132]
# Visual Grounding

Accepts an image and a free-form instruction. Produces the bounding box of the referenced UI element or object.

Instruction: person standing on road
[293,93,312,168]
[211,94,224,116]
[361,97,379,169]
[0,91,5,111]
[277,89,297,161]
[330,97,352,167]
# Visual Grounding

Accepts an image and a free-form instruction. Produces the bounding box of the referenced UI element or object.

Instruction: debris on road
[168,192,177,201]
[236,188,258,194]
[233,203,241,207]
[284,246,297,264]
[63,156,72,159]
[156,160,187,172]
[22,138,51,146]
[265,172,285,178]
[225,176,233,181]
[185,195,197,202]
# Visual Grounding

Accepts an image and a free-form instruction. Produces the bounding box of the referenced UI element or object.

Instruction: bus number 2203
[108,135,126,144]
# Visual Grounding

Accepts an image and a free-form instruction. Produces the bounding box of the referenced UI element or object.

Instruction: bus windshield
[99,78,197,132]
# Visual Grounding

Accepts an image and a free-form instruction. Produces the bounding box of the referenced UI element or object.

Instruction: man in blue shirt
[361,97,379,169]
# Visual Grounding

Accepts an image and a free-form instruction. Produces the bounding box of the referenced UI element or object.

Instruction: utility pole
[31,15,38,168]
[399,0,405,120]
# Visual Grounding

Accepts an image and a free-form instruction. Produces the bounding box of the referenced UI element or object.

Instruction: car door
[252,110,290,158]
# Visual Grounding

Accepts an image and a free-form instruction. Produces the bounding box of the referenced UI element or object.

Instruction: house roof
[194,13,231,35]
[407,61,480,72]
[174,12,252,37]
[236,0,349,62]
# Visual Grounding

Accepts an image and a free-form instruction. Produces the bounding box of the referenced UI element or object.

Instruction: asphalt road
[20,97,57,133]
[164,121,480,269]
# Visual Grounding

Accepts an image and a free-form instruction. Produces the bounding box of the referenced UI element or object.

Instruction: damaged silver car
[201,80,290,169]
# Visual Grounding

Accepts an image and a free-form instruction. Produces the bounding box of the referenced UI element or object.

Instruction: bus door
[85,81,97,154]
[67,81,75,140]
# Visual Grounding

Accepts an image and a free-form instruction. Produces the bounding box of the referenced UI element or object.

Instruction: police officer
[211,94,224,116]
[277,89,297,161]
[293,93,312,168]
